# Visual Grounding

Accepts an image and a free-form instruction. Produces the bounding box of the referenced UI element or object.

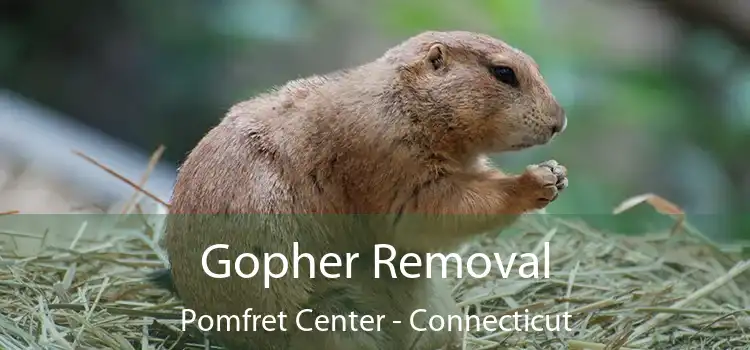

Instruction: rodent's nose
[551,106,567,135]
[552,116,567,135]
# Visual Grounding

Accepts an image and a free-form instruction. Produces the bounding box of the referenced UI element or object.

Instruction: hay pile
[1,149,748,349]
[1,206,748,350]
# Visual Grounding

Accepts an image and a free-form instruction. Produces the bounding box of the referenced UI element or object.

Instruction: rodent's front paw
[518,159,567,209]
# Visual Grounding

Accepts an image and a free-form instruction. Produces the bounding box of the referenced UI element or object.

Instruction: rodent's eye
[490,66,519,88]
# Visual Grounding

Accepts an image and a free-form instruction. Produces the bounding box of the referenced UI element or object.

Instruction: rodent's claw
[540,159,558,168]
[519,159,568,209]
[539,159,568,191]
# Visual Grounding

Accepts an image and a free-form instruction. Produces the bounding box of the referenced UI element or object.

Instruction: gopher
[151,31,568,350]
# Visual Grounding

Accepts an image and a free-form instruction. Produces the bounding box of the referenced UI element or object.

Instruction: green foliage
[0,1,747,242]
[374,0,461,35]
[475,0,541,48]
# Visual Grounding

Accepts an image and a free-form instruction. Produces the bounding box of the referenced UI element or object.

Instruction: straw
[0,150,747,349]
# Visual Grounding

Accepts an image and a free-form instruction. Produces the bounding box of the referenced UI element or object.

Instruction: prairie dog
[152,31,568,350]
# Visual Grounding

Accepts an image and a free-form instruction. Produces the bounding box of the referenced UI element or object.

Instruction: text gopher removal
[200,241,551,288]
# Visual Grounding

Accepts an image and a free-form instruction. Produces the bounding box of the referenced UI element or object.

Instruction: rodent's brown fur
[159,31,568,350]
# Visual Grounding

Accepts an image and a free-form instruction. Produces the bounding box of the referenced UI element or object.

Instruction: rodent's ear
[424,43,448,71]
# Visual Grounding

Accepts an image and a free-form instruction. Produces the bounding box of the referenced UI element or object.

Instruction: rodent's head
[382,31,566,154]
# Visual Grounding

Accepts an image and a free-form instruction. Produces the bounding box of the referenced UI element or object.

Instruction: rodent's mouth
[512,134,552,150]
[509,143,534,150]
[547,132,559,143]
[507,129,560,151]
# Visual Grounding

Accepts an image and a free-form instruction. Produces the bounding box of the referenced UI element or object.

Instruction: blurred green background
[0,0,748,242]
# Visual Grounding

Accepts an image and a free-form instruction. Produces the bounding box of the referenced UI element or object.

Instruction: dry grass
[1,209,748,350]
[0,151,749,349]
